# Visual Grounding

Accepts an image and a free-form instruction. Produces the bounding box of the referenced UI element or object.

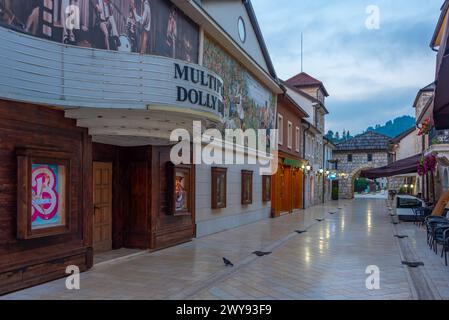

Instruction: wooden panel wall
[0,100,92,295]
[150,147,195,250]
[92,144,195,251]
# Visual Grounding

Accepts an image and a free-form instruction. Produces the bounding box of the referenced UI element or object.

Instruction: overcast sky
[252,0,442,135]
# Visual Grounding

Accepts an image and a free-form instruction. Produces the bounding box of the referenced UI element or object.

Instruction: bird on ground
[223,257,234,267]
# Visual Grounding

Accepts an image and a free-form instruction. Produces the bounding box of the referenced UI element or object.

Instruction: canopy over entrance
[434,55,449,130]
[360,154,421,179]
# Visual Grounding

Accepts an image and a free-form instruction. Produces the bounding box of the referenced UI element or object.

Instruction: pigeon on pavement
[223,257,234,267]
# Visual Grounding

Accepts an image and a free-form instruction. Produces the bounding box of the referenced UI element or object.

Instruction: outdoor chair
[413,207,433,227]
[442,229,449,266]
[431,221,449,255]
[425,216,449,249]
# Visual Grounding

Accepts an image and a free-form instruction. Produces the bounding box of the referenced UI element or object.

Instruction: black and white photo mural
[0,0,199,63]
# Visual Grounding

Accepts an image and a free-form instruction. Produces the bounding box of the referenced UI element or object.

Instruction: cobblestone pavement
[4,199,448,300]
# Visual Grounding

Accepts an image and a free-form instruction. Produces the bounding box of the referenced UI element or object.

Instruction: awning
[282,158,303,168]
[434,54,449,130]
[360,154,421,179]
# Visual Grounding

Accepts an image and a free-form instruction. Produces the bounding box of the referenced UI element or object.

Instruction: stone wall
[313,134,324,205]
[334,151,389,199]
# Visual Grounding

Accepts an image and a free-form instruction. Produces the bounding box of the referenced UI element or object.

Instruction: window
[262,175,271,202]
[287,121,293,149]
[238,17,246,43]
[347,154,353,162]
[311,138,315,157]
[277,114,283,145]
[211,167,227,209]
[241,170,253,205]
[367,153,373,162]
[295,127,300,152]
[16,147,71,239]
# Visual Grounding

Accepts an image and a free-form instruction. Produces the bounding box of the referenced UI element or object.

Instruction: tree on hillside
[335,132,340,140]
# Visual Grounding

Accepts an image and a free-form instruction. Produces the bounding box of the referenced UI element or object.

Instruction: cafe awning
[434,54,449,130]
[360,154,421,179]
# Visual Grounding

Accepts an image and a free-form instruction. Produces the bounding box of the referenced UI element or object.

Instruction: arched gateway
[333,132,392,199]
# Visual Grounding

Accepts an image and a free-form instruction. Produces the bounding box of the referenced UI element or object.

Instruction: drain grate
[252,251,272,257]
[295,230,307,234]
[402,261,424,268]
[394,235,409,239]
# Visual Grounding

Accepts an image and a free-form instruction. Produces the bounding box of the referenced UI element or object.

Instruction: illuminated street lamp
[306,165,311,171]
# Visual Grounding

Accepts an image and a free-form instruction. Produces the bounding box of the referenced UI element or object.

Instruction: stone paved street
[3,199,449,300]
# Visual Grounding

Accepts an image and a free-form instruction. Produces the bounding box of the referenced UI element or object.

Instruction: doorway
[93,162,113,253]
[281,165,292,213]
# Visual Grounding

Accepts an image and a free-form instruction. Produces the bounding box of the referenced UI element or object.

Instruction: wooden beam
[432,188,449,216]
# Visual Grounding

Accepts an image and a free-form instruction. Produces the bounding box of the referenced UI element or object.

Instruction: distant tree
[335,132,340,140]
[347,130,352,139]
[342,130,346,140]
[325,130,334,141]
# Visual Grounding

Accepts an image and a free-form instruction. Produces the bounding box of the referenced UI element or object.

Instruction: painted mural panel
[0,0,198,63]
[31,163,66,229]
[203,36,275,132]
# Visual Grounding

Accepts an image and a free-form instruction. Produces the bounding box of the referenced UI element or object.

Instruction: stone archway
[339,166,374,199]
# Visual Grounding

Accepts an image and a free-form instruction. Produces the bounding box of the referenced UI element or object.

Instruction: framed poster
[241,170,253,205]
[16,147,71,239]
[262,175,271,202]
[211,167,227,209]
[167,163,192,216]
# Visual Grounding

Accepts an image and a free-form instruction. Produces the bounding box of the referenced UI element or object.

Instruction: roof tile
[335,131,391,152]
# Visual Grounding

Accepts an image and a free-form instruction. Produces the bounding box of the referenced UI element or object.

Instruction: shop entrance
[93,162,113,253]
[280,165,292,213]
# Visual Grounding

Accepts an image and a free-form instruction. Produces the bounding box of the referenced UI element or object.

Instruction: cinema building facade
[0,0,281,294]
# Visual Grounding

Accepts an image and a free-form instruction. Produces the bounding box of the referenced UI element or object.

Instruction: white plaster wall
[286,87,315,124]
[195,163,271,237]
[396,129,419,160]
[202,0,269,73]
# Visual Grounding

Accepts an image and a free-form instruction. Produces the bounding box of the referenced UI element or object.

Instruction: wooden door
[281,166,292,213]
[93,162,113,252]
[293,170,303,209]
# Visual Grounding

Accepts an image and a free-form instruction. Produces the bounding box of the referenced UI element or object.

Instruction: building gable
[201,0,275,77]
